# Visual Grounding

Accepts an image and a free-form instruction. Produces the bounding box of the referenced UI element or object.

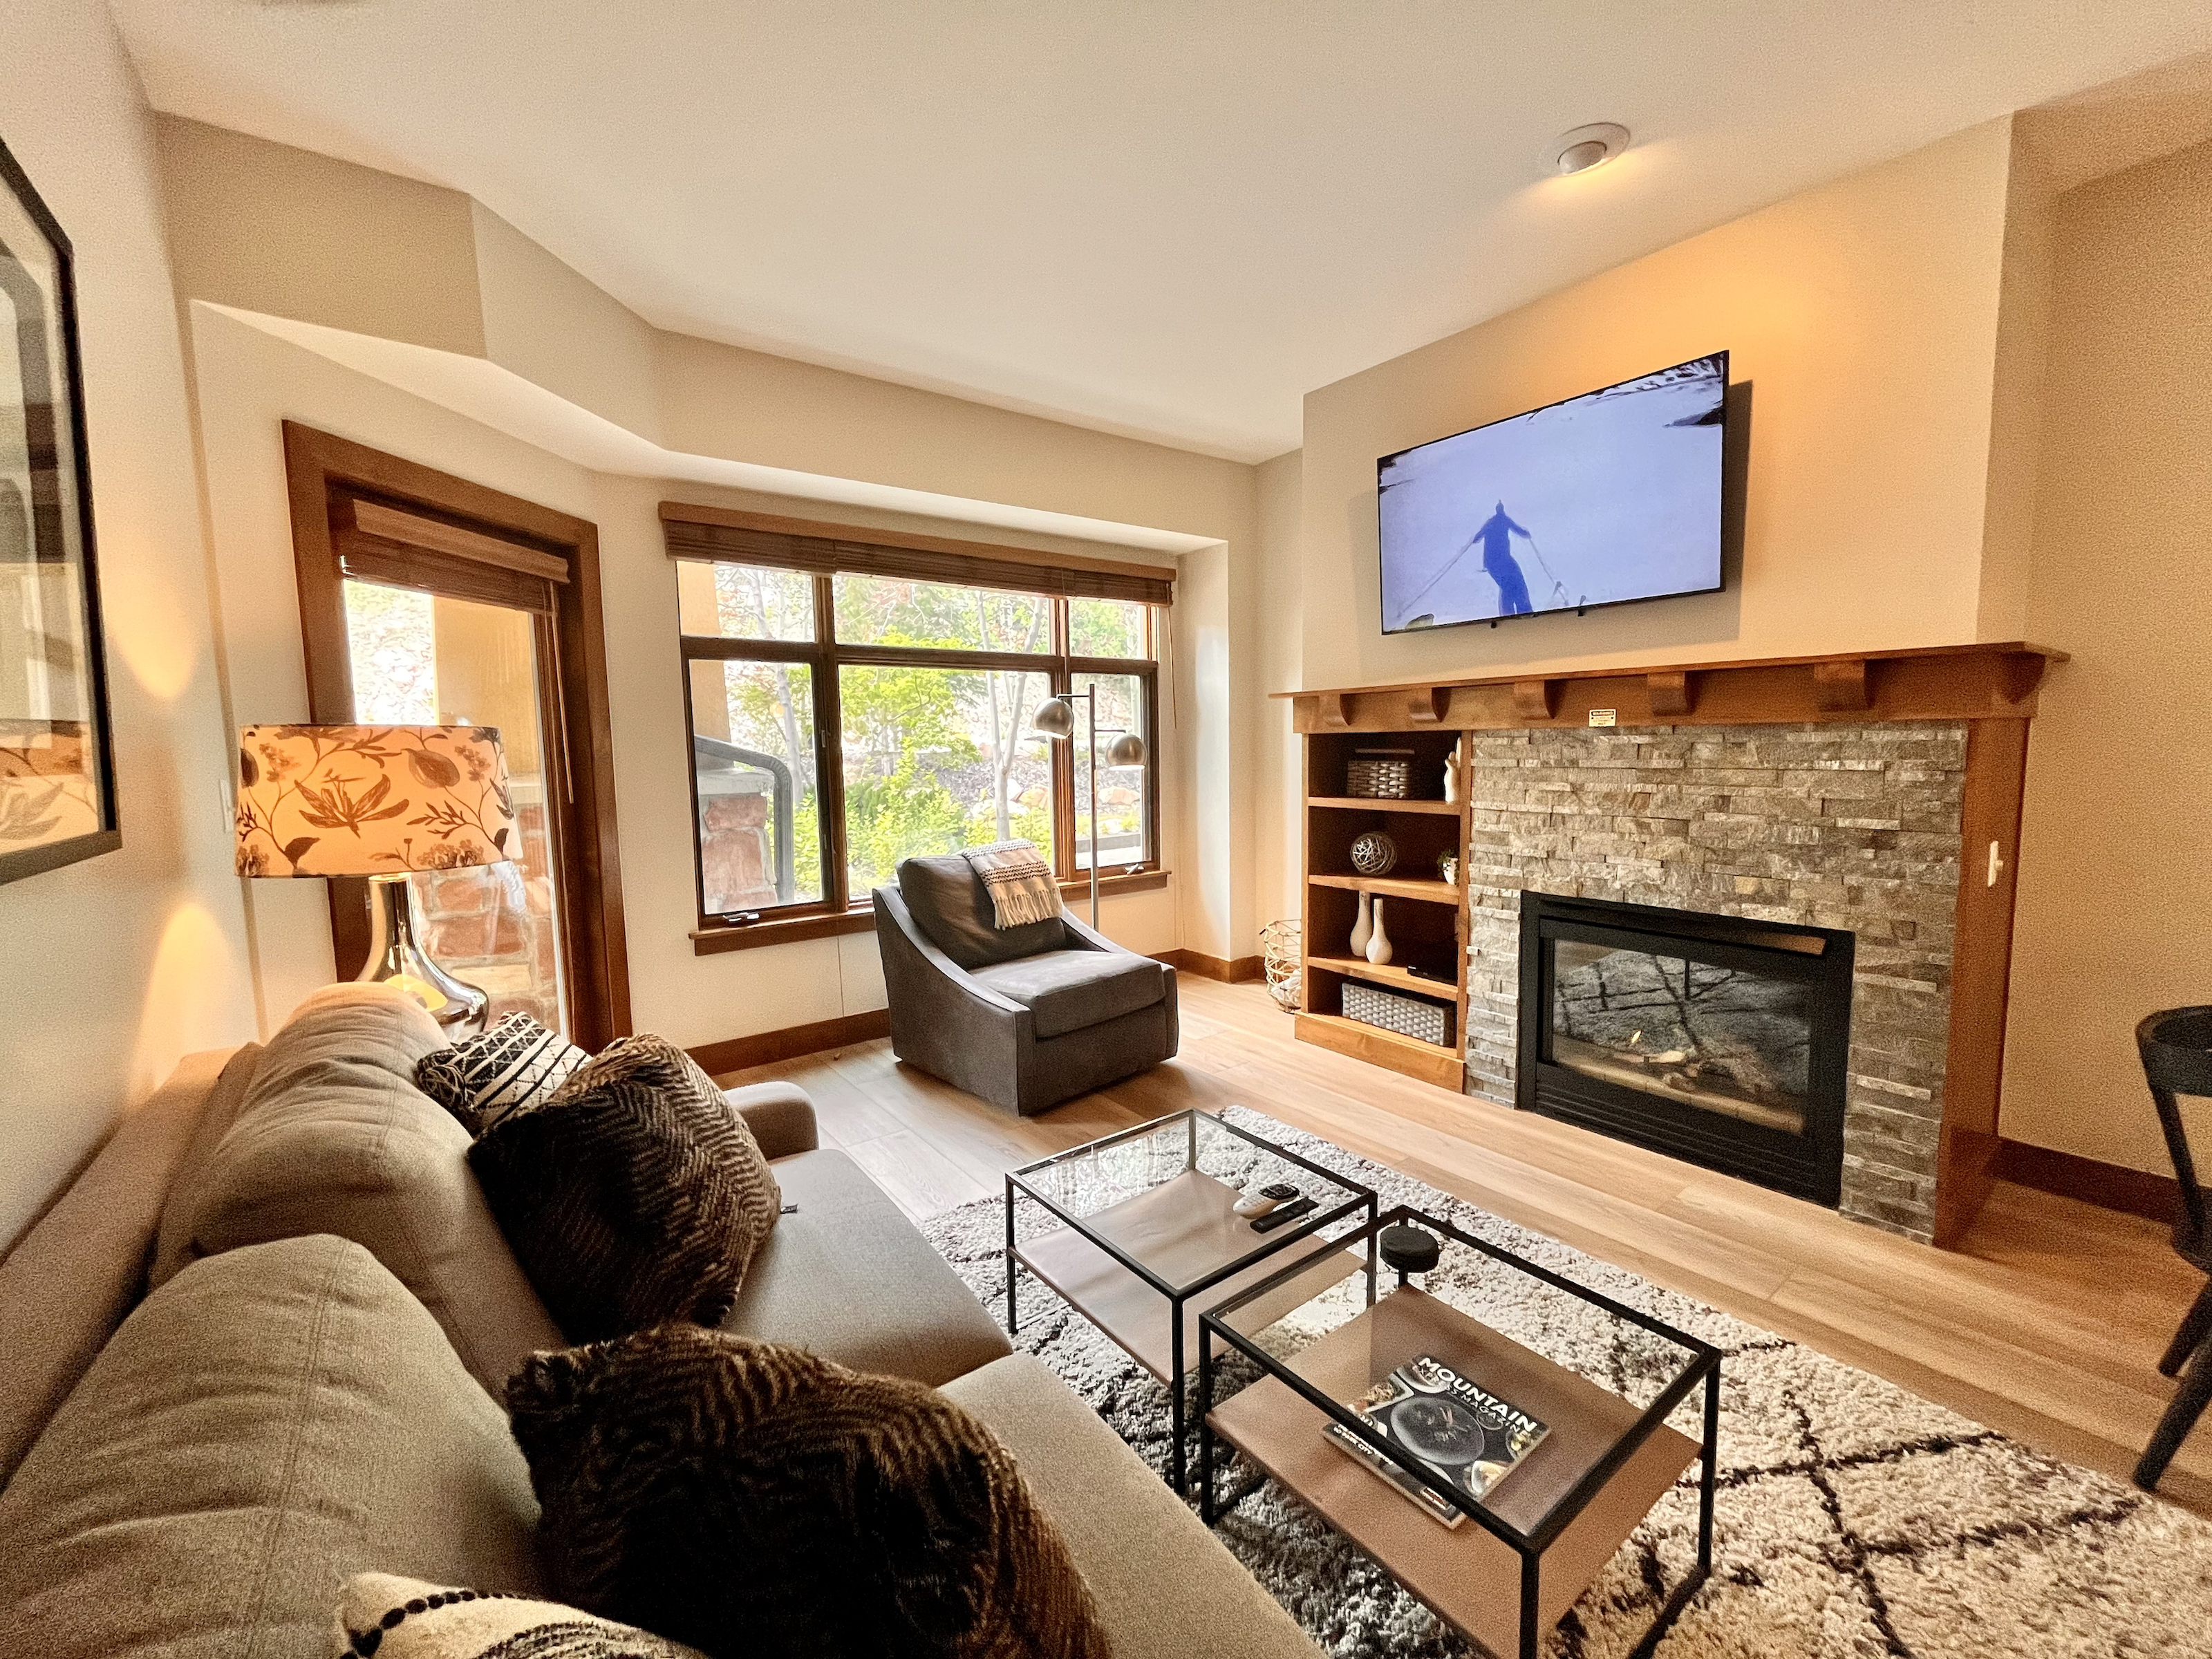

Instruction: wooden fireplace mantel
[1276,641,2067,735]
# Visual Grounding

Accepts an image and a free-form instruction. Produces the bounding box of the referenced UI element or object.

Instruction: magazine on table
[1322,1353,1550,1528]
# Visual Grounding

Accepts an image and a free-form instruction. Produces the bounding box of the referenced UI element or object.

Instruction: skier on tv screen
[1470,500,1534,616]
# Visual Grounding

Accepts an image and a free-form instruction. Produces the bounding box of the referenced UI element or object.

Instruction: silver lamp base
[357,872,490,1038]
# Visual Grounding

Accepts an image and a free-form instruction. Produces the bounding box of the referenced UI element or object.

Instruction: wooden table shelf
[1294,1011,1465,1089]
[1307,796,1461,816]
[1309,872,1461,906]
[1305,954,1459,998]
[1013,1176,1367,1384]
[1203,1280,1708,1659]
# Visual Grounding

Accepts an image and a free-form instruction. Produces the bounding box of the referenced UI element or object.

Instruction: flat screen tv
[1376,350,1727,634]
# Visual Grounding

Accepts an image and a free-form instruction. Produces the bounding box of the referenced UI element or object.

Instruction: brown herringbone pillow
[469,1035,779,1342]
[506,1328,1109,1659]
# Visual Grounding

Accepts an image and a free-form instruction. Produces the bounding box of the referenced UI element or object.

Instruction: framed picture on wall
[0,134,118,885]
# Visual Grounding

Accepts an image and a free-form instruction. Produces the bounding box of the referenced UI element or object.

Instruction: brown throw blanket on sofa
[963,841,1060,929]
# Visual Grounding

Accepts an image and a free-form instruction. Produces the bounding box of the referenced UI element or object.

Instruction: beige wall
[2000,138,2212,1174]
[1293,120,2020,696]
[1251,124,2043,1036]
[470,201,664,445]
[656,332,1252,544]
[157,118,1273,980]
[0,1,256,1252]
[1976,126,2059,641]
[185,303,1202,1051]
[187,305,601,1025]
[1253,449,1304,935]
[157,115,487,360]
[153,120,1255,545]
[590,470,1187,1048]
[1172,544,1236,960]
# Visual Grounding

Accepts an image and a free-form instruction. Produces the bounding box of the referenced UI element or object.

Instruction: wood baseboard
[1994,1138,2183,1227]
[1153,949,1264,984]
[690,1009,890,1079]
[692,950,1257,1079]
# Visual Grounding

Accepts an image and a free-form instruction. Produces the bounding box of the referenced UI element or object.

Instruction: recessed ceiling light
[1548,124,1631,176]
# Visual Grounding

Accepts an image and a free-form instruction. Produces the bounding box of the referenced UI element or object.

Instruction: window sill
[1057,867,1169,899]
[689,868,1171,956]
[691,908,876,955]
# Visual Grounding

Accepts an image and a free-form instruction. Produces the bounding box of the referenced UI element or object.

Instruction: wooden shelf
[1305,955,1459,997]
[1300,729,1471,1094]
[1306,796,1460,816]
[1295,1012,1464,1089]
[1298,1008,1454,1054]
[1309,872,1461,905]
[1279,641,2067,735]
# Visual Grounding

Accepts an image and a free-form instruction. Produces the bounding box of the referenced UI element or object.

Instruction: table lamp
[234,723,517,1036]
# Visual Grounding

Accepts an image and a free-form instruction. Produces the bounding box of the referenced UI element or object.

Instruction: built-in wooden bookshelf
[1296,731,1470,1090]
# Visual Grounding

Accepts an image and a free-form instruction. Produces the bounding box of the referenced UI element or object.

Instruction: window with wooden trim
[665,507,1169,936]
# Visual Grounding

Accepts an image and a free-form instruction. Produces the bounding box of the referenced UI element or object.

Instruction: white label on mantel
[1588,709,1618,728]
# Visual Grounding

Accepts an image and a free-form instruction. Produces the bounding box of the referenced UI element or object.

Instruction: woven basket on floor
[1260,919,1302,1013]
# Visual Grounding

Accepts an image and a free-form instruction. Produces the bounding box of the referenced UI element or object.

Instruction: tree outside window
[677,560,1157,926]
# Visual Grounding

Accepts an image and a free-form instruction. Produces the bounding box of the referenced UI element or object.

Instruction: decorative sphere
[1349,831,1398,877]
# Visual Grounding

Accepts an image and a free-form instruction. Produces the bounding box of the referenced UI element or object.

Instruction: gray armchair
[873,853,1179,1116]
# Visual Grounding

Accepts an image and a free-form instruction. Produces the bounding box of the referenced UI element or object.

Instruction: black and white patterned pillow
[415,1013,589,1136]
[335,1572,705,1657]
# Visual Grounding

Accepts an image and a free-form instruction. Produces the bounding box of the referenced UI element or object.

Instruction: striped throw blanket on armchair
[962,840,1061,928]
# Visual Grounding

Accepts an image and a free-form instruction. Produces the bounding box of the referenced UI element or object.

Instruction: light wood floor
[719,977,2212,1517]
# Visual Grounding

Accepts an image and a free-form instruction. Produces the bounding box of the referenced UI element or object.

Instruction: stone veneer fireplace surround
[1474,722,1962,1237]
[1284,644,2063,1248]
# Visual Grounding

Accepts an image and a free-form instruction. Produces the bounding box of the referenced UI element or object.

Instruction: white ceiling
[115,1,2212,462]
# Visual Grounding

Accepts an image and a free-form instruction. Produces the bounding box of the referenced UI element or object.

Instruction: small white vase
[1365,899,1394,966]
[1443,745,1460,805]
[1348,892,1372,958]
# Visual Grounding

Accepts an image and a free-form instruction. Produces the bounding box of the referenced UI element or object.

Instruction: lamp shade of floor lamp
[234,724,518,1037]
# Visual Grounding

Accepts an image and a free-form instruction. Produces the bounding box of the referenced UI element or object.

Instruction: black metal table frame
[1004,1108,1380,1495]
[1198,1202,1722,1659]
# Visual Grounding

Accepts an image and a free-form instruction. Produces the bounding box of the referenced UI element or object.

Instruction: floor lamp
[1031,687,1145,928]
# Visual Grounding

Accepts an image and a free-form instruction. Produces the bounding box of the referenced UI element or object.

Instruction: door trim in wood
[281,422,632,1049]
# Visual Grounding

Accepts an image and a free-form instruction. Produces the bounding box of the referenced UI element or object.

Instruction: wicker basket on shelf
[1345,749,1414,799]
[1343,980,1455,1047]
[1260,919,1302,1013]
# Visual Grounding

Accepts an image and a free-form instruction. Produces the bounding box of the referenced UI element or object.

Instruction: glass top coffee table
[1200,1204,1719,1659]
[1005,1110,1378,1494]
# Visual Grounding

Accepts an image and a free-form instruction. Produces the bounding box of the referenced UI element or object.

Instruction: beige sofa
[0,986,1321,1659]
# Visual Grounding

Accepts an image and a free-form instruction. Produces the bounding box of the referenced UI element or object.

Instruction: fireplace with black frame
[1517,893,1851,1207]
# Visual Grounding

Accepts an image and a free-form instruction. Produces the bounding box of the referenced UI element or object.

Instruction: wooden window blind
[334,494,566,614]
[659,502,1174,608]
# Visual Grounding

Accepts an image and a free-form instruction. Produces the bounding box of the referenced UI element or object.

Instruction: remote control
[1232,1181,1301,1218]
[1250,1194,1317,1232]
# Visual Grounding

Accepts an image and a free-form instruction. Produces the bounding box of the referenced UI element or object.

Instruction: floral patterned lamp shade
[234,724,517,1038]
[234,724,516,879]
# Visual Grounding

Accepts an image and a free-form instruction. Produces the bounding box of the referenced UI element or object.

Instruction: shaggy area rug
[922,1107,2212,1659]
